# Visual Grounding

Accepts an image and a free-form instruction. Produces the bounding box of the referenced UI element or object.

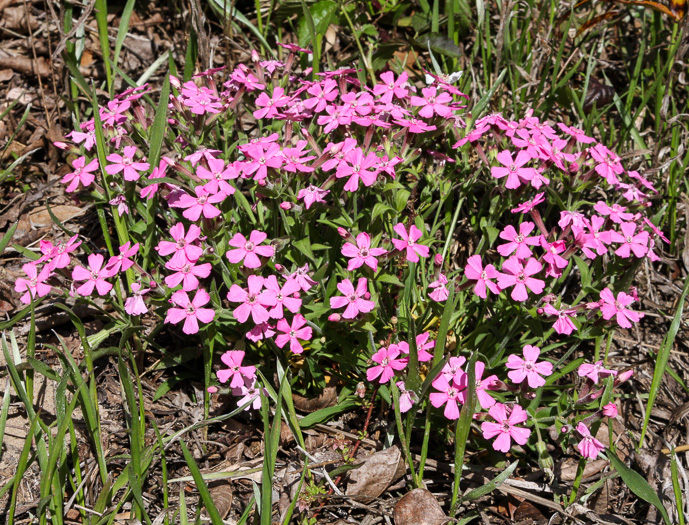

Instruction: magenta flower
[72,254,116,296]
[372,71,409,103]
[589,144,623,185]
[253,87,291,119]
[303,79,339,112]
[341,232,387,271]
[497,257,545,301]
[575,422,605,459]
[457,361,498,410]
[329,278,375,319]
[481,403,531,453]
[599,288,644,328]
[226,230,274,269]
[441,356,467,385]
[603,403,618,418]
[367,344,407,383]
[609,222,649,258]
[242,141,284,181]
[197,157,238,196]
[105,146,150,181]
[578,360,617,383]
[232,378,266,411]
[464,255,500,299]
[217,350,257,388]
[541,304,578,335]
[140,157,172,200]
[171,186,225,221]
[593,201,635,224]
[164,289,215,335]
[579,215,613,259]
[61,156,99,193]
[409,86,454,118]
[156,223,203,267]
[497,222,541,259]
[124,283,150,316]
[105,241,139,274]
[227,275,277,325]
[391,223,430,263]
[164,260,212,291]
[428,273,449,302]
[336,148,380,192]
[505,345,553,388]
[557,123,595,144]
[409,332,435,362]
[491,150,535,189]
[14,263,52,304]
[275,314,313,354]
[429,373,463,420]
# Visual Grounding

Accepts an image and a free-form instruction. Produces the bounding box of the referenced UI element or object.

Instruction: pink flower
[61,156,99,192]
[429,374,463,420]
[391,223,430,263]
[105,146,150,181]
[341,232,387,271]
[458,361,498,410]
[428,273,450,302]
[164,260,212,291]
[226,230,274,269]
[289,264,317,291]
[373,71,409,103]
[38,235,81,271]
[593,201,634,224]
[578,360,617,383]
[575,422,605,459]
[367,344,407,384]
[497,257,545,301]
[511,192,545,214]
[254,87,291,119]
[491,150,535,189]
[242,141,284,181]
[156,223,204,267]
[589,144,623,185]
[464,255,500,299]
[263,275,301,319]
[197,157,238,196]
[217,350,256,388]
[410,332,435,362]
[303,79,339,112]
[557,123,595,143]
[579,215,613,259]
[297,185,329,209]
[603,403,618,418]
[441,356,467,385]
[275,314,313,354]
[396,381,416,413]
[609,222,649,258]
[72,254,116,296]
[336,148,380,192]
[124,283,150,315]
[105,241,139,274]
[227,275,277,325]
[481,403,531,452]
[497,222,541,259]
[14,263,52,304]
[232,378,266,411]
[541,304,578,335]
[140,157,173,200]
[599,288,644,328]
[164,289,215,334]
[171,186,225,221]
[410,86,454,118]
[329,278,374,319]
[506,345,553,388]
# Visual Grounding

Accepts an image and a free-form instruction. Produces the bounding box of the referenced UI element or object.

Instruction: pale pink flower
[227,275,277,325]
[491,150,535,189]
[541,304,578,335]
[217,350,256,388]
[164,289,215,335]
[428,273,449,302]
[341,232,387,271]
[367,344,407,384]
[289,264,317,291]
[599,288,644,328]
[578,360,617,383]
[481,403,531,453]
[226,230,274,269]
[72,254,116,296]
[497,257,545,301]
[575,422,605,459]
[164,261,212,291]
[609,222,649,258]
[506,345,553,388]
[329,278,374,319]
[232,379,266,411]
[171,186,225,221]
[297,185,329,209]
[62,156,99,192]
[464,255,500,299]
[396,381,416,413]
[391,223,429,262]
[275,314,312,354]
[124,283,150,315]
[14,263,52,304]
[603,403,618,418]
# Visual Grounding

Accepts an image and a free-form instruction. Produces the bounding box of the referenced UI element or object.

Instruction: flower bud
[280,202,292,210]
[614,369,634,386]
[434,253,443,266]
[328,313,341,322]
[207,386,219,394]
[602,402,618,418]
[355,382,366,398]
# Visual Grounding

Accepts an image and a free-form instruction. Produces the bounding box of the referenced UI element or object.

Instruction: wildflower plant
[20,43,666,516]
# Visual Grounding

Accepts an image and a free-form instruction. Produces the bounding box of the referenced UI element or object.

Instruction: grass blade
[179,441,224,525]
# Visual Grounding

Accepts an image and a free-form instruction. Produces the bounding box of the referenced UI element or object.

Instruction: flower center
[515,234,524,243]
[502,421,511,432]
[348,293,358,302]
[197,195,208,204]
[245,241,255,251]
[381,357,389,366]
[186,304,196,314]
[509,164,516,172]
[289,329,297,337]
[480,270,487,280]
[360,248,369,257]
[123,157,133,166]
[625,236,633,243]
[516,273,526,283]
[247,293,257,304]
[176,239,187,249]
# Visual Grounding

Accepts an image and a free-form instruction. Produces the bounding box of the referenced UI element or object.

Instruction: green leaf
[462,460,519,502]
[148,74,170,170]
[179,441,225,525]
[414,33,462,58]
[0,221,17,255]
[376,273,404,287]
[607,450,670,525]
[299,400,358,428]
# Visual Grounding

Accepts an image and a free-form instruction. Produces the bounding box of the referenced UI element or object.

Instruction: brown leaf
[0,6,39,32]
[0,69,12,82]
[346,445,405,500]
[292,386,338,413]
[0,56,51,78]
[28,205,87,229]
[393,488,449,525]
[208,483,233,519]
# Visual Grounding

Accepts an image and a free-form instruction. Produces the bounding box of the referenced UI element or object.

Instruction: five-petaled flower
[217,350,257,388]
[598,287,644,328]
[105,146,150,181]
[226,230,275,269]
[329,278,375,319]
[15,263,52,304]
[341,232,387,271]
[367,344,407,384]
[575,422,605,459]
[391,223,430,263]
[481,403,531,453]
[506,345,553,388]
[72,254,116,296]
[275,314,313,354]
[165,289,215,334]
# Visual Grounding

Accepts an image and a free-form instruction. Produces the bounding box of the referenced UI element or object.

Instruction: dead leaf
[292,386,338,413]
[0,6,39,32]
[0,69,12,82]
[207,483,233,519]
[393,488,449,525]
[346,445,405,500]
[28,205,87,229]
[0,56,51,78]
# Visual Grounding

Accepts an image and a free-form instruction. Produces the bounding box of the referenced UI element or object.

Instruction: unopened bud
[614,369,634,386]
[207,386,219,394]
[280,202,292,210]
[602,402,618,418]
[434,253,443,266]
[328,313,341,322]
